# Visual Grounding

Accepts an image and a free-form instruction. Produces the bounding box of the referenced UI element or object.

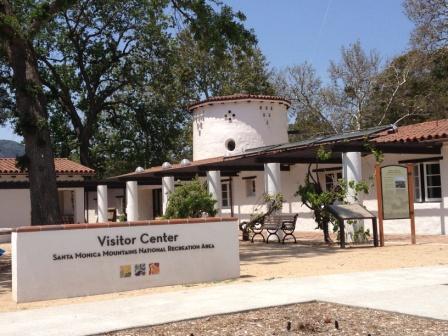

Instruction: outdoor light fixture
[162,162,172,170]
[180,159,191,166]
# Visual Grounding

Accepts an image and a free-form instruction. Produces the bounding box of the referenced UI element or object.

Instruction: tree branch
[28,0,77,37]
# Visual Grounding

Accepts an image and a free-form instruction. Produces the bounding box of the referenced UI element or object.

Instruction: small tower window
[224,110,236,122]
[226,139,236,151]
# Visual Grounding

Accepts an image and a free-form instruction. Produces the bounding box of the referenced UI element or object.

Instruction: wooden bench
[251,214,298,244]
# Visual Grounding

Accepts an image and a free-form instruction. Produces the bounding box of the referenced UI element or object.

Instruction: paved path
[1,266,448,336]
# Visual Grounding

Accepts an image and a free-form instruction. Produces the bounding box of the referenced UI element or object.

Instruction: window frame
[245,178,256,198]
[413,162,442,203]
[423,162,442,202]
[221,181,230,208]
[324,171,342,192]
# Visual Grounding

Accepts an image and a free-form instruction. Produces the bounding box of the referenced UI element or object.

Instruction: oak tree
[0,0,76,225]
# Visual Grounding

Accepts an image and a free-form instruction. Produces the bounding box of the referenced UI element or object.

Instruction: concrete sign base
[12,218,240,303]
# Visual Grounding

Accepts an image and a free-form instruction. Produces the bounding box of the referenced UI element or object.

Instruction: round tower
[188,94,291,161]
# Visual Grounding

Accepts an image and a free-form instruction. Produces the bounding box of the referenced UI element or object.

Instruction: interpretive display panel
[381,165,410,220]
[12,218,239,303]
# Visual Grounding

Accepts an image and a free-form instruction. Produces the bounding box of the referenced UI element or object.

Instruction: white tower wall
[192,99,289,161]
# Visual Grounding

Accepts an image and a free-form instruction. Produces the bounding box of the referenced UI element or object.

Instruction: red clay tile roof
[374,119,448,143]
[187,93,291,111]
[0,158,95,175]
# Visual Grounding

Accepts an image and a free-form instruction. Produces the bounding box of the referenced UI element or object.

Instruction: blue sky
[0,0,414,142]
[225,0,414,76]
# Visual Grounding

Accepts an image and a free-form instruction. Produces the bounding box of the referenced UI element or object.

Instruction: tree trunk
[322,220,333,244]
[6,36,62,225]
[79,129,95,169]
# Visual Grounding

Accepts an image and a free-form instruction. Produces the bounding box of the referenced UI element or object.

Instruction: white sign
[381,165,410,220]
[12,220,240,303]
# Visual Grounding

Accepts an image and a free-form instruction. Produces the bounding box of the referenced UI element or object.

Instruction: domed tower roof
[189,94,291,161]
[188,93,291,111]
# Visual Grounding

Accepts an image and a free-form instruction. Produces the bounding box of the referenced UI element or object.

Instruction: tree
[164,179,217,219]
[404,0,448,50]
[0,0,76,225]
[295,148,369,243]
[271,63,335,140]
[93,77,191,176]
[176,29,274,99]
[20,0,259,170]
[366,49,448,126]
[325,40,381,131]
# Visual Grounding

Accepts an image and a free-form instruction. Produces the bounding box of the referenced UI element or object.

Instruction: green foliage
[404,0,448,50]
[176,29,274,98]
[363,142,384,164]
[365,49,448,126]
[164,179,217,219]
[353,226,370,243]
[275,37,448,134]
[0,0,271,177]
[249,193,284,222]
[295,172,369,242]
[240,192,284,235]
[316,146,332,161]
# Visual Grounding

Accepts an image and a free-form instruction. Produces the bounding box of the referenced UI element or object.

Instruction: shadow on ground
[239,239,348,265]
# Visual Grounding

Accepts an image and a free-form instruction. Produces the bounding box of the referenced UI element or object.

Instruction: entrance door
[152,189,162,219]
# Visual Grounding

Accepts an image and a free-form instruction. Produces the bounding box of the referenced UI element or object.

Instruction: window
[413,165,422,202]
[225,139,236,151]
[221,182,230,208]
[324,172,342,191]
[414,162,441,202]
[245,178,256,197]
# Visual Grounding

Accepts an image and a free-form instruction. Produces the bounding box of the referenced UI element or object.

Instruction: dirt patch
[1,234,448,312]
[100,301,448,336]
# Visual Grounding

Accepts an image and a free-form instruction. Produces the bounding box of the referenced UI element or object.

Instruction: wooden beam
[312,166,342,173]
[154,171,238,178]
[407,164,416,245]
[375,165,385,247]
[255,157,341,164]
[399,156,443,164]
[332,143,441,154]
[198,165,264,172]
[0,179,162,190]
[198,165,290,172]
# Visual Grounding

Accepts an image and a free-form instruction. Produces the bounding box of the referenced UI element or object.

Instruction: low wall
[12,218,240,303]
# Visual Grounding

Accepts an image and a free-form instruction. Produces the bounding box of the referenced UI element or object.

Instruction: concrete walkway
[1,266,448,336]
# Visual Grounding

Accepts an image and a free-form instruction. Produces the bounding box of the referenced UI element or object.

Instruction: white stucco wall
[228,164,329,232]
[58,188,85,223]
[86,188,125,223]
[192,100,289,160]
[138,187,153,220]
[0,189,31,242]
[361,152,446,235]
[213,150,448,236]
[0,187,85,242]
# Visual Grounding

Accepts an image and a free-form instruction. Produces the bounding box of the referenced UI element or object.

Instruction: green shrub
[164,179,217,219]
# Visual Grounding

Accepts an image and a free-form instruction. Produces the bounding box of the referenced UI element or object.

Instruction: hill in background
[0,140,25,158]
